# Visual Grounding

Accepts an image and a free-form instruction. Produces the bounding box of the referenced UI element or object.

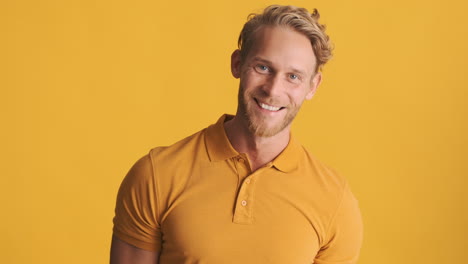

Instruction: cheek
[288,89,309,105]
[241,75,262,92]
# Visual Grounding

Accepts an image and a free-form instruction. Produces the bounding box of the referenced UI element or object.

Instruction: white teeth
[260,102,281,111]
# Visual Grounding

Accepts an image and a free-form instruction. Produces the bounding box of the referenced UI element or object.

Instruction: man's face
[231,26,322,137]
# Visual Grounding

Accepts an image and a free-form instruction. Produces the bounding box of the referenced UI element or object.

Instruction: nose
[262,74,282,97]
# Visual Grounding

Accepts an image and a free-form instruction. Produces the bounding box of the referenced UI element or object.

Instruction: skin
[225,25,322,171]
[110,235,159,264]
[110,25,322,263]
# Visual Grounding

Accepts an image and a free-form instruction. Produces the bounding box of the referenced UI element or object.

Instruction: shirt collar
[205,114,239,162]
[271,135,301,172]
[205,114,302,173]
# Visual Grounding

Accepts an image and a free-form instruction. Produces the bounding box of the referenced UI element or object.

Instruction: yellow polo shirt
[113,115,363,264]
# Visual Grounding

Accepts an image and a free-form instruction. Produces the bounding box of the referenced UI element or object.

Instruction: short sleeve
[314,183,364,264]
[112,154,162,252]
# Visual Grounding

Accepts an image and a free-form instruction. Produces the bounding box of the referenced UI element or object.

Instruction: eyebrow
[251,57,308,76]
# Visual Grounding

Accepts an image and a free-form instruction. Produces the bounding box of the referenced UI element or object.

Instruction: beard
[237,84,302,138]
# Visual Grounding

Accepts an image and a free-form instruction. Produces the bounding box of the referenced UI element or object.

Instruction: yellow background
[1,0,467,263]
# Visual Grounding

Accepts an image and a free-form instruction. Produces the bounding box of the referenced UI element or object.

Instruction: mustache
[240,86,286,107]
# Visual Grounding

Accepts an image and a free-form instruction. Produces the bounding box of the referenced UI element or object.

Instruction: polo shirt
[113,114,363,264]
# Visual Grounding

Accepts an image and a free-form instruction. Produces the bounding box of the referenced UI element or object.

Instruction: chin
[247,118,289,138]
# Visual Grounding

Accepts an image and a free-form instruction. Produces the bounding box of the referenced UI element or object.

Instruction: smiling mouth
[255,99,284,112]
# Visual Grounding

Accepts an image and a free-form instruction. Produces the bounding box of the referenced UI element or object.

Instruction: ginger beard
[232,27,320,138]
[237,81,304,138]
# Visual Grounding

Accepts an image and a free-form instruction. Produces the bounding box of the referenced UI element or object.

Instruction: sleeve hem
[113,229,161,252]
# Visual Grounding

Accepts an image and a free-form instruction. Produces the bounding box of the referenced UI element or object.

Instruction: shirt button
[245,179,251,184]
[241,200,247,206]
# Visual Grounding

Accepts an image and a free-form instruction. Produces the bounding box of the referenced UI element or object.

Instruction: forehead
[247,26,316,74]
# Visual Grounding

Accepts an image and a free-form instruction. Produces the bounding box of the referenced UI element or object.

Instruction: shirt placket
[232,156,271,224]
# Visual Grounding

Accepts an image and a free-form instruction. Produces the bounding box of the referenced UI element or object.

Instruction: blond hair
[238,5,333,72]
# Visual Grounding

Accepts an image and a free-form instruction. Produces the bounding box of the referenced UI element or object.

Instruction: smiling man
[111,5,363,264]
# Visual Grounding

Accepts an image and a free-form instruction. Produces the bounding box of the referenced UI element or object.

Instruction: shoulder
[144,127,211,199]
[149,127,208,165]
[119,127,209,198]
[297,146,363,252]
[118,154,154,192]
[298,146,348,192]
[296,145,357,223]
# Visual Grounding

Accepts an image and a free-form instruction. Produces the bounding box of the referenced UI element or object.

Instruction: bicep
[111,154,162,262]
[113,163,161,250]
[110,235,160,264]
[314,185,363,264]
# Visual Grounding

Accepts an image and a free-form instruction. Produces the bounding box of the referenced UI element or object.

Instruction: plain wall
[1,0,467,263]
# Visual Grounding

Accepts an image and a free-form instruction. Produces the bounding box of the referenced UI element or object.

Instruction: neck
[224,115,290,171]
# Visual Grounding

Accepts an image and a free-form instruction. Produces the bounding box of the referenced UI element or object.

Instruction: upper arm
[314,185,364,264]
[110,235,160,264]
[112,154,163,261]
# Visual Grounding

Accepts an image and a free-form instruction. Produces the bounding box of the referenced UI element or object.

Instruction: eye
[255,64,270,73]
[288,74,302,83]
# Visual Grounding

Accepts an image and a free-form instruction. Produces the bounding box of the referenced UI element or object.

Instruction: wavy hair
[238,5,333,72]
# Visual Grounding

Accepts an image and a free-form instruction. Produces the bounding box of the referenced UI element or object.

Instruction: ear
[305,72,322,100]
[231,49,241,79]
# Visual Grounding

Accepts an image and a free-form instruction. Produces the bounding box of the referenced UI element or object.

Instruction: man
[111,5,363,264]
